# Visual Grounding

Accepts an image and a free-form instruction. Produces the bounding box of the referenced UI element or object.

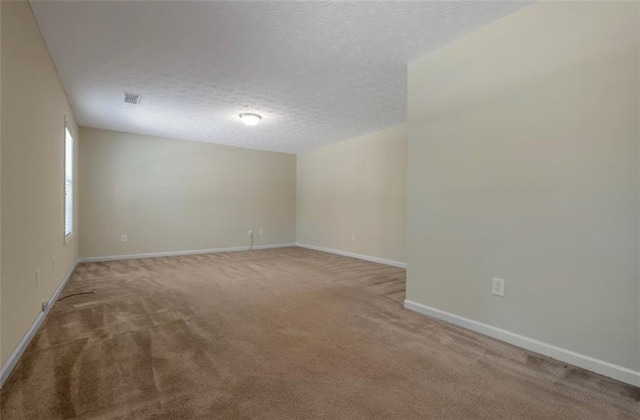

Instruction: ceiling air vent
[124,92,142,105]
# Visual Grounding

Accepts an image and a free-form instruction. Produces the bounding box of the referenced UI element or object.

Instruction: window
[64,120,74,242]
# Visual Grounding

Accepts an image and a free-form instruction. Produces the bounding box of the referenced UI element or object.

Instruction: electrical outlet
[52,256,56,271]
[36,269,41,289]
[492,277,505,297]
[351,233,356,241]
[121,234,128,242]
[248,230,253,236]
[259,229,264,236]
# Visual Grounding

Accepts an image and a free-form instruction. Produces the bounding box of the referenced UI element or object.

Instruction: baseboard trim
[78,243,297,263]
[296,243,406,268]
[0,259,79,388]
[403,299,639,387]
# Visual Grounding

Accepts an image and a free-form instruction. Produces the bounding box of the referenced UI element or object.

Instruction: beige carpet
[1,247,637,419]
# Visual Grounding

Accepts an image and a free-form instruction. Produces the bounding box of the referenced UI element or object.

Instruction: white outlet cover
[121,234,128,242]
[492,277,505,297]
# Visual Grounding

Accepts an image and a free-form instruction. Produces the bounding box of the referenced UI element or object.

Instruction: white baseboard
[404,299,639,387]
[77,243,297,263]
[296,243,406,268]
[0,259,79,388]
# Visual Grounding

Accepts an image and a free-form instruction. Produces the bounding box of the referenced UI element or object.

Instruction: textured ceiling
[31,1,531,153]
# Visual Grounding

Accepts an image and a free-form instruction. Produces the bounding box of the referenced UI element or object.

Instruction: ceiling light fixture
[239,113,262,126]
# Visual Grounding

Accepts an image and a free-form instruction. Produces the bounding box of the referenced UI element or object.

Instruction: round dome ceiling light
[239,113,262,126]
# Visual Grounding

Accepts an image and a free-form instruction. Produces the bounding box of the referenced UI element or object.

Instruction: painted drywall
[1,0,79,366]
[79,127,296,258]
[638,0,640,382]
[0,0,3,366]
[407,1,639,373]
[297,125,406,263]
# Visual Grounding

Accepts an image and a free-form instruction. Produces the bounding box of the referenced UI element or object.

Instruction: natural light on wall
[64,119,74,242]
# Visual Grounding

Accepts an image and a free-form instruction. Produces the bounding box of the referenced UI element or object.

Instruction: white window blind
[64,122,74,241]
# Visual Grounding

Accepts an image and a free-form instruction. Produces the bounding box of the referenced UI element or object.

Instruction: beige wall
[79,127,296,258]
[407,1,639,372]
[638,0,640,379]
[1,0,79,365]
[297,125,406,263]
[0,0,3,365]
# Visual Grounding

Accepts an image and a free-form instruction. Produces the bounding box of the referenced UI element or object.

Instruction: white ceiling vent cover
[124,92,142,104]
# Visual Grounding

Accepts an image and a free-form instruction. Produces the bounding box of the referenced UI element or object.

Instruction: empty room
[0,0,638,418]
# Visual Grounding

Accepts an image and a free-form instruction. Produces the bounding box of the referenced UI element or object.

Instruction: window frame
[64,117,74,244]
